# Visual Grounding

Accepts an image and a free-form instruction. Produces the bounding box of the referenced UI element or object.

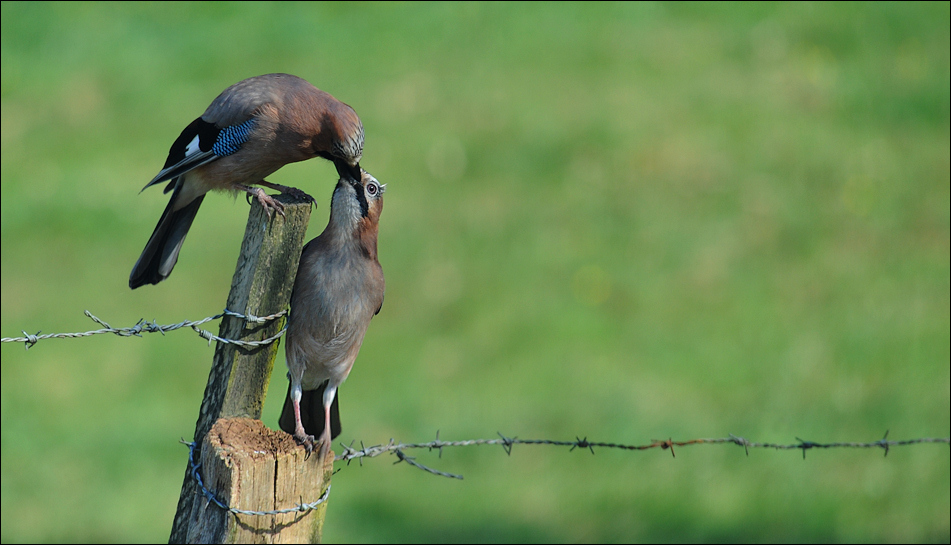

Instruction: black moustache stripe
[352,180,369,218]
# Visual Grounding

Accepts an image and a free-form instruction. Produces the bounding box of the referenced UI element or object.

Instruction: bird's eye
[366,181,379,196]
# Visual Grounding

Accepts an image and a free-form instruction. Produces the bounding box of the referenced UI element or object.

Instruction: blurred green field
[2,2,948,543]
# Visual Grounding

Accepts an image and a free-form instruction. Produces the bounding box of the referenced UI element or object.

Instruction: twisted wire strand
[334,431,950,479]
[183,440,329,517]
[1,309,287,349]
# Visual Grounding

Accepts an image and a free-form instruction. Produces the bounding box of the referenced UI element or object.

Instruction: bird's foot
[294,430,316,456]
[258,180,316,207]
[316,428,335,461]
[243,186,286,219]
[317,437,333,461]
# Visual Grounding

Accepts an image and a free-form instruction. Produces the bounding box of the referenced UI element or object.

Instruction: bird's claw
[254,189,286,220]
[294,431,316,458]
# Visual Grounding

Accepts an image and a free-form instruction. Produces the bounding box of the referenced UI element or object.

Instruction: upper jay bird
[129,73,365,289]
[279,169,385,459]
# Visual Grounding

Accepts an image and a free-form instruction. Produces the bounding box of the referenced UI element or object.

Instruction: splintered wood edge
[208,418,301,457]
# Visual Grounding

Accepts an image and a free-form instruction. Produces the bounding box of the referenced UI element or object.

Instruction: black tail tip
[129,266,166,290]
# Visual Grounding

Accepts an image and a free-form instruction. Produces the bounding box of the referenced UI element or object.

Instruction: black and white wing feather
[141,117,257,193]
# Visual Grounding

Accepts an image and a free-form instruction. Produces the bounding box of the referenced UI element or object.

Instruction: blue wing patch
[212,118,256,157]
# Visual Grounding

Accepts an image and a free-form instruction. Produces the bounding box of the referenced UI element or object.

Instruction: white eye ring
[366,181,380,196]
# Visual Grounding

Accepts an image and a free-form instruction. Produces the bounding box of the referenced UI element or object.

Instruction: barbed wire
[1,309,287,350]
[7,313,948,506]
[182,440,330,517]
[334,430,951,479]
[180,429,949,515]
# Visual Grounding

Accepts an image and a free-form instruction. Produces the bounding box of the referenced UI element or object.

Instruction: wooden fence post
[168,194,329,543]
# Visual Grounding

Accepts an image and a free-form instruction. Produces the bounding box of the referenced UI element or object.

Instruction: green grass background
[2,2,948,542]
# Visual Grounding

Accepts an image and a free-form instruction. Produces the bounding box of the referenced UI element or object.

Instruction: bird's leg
[318,402,334,460]
[318,384,338,460]
[291,390,316,453]
[257,179,316,207]
[235,184,286,219]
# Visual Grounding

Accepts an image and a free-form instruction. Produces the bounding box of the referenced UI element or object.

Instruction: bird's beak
[334,160,362,183]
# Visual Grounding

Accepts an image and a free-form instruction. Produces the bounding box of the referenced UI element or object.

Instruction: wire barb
[729,434,751,456]
[571,437,596,454]
[878,430,890,457]
[497,432,516,455]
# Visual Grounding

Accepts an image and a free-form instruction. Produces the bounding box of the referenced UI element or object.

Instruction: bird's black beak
[335,160,362,184]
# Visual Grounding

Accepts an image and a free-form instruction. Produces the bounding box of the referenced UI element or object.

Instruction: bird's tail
[129,186,204,289]
[279,379,342,440]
